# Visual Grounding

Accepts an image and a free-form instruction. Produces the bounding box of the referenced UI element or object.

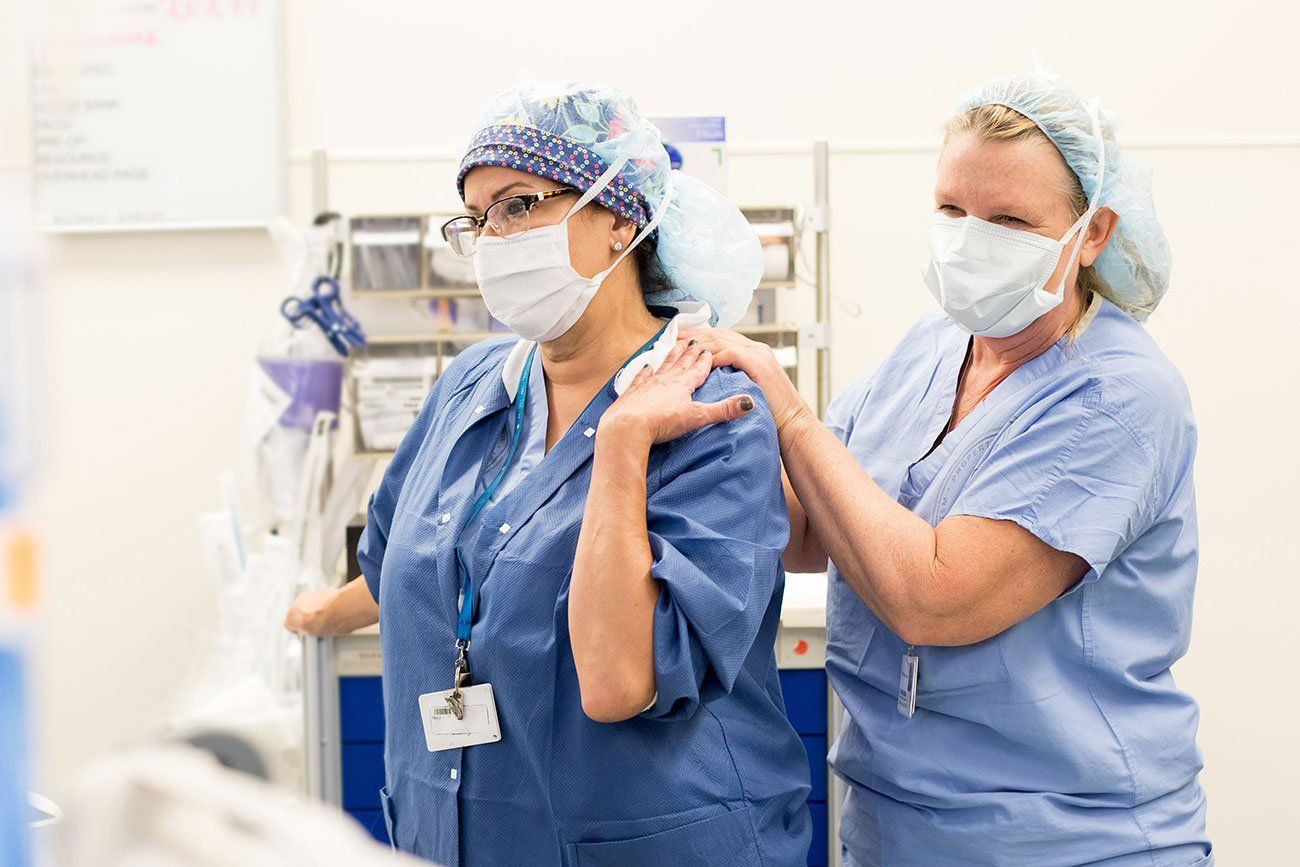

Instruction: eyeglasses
[440,189,575,256]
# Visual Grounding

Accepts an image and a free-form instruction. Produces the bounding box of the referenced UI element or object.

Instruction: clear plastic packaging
[351,356,439,452]
[350,216,422,292]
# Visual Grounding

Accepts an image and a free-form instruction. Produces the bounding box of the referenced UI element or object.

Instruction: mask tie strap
[1055,98,1107,293]
[592,175,675,283]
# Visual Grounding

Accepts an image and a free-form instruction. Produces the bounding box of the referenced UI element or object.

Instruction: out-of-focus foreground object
[1,527,37,866]
[56,743,428,867]
[1,114,43,863]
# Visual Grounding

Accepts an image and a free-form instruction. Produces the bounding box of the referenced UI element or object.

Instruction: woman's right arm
[285,575,379,637]
[689,328,1087,647]
[781,466,829,573]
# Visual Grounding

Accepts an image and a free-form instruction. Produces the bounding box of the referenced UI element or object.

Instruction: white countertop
[780,572,828,629]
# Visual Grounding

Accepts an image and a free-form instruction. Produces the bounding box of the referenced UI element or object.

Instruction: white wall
[4,0,1298,860]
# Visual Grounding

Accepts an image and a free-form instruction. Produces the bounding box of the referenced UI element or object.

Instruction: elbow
[782,547,828,574]
[886,600,997,648]
[579,674,654,724]
[879,567,985,647]
[577,656,656,723]
[888,614,955,648]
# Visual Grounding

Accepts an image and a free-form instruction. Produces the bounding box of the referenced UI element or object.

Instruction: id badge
[897,648,919,719]
[418,683,502,752]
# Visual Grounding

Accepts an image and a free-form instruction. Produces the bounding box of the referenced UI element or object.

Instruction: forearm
[569,424,659,722]
[286,576,380,638]
[332,576,381,632]
[779,409,952,642]
[780,465,829,573]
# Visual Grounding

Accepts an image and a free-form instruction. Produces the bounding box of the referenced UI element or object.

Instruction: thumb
[697,393,757,426]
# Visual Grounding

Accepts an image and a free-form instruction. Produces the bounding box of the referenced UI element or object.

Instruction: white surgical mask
[923,99,1106,339]
[473,158,673,343]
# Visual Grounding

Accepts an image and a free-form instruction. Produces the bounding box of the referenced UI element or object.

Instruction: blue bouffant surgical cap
[457,80,762,328]
[956,69,1172,320]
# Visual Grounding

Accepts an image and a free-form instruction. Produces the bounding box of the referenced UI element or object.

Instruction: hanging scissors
[280,275,368,357]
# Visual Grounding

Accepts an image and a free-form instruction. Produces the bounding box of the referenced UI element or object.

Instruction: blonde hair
[943,104,1114,328]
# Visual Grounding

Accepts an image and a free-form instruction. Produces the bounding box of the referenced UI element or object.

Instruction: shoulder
[697,365,776,443]
[1068,302,1196,459]
[693,363,767,406]
[895,309,963,360]
[876,310,966,388]
[659,365,777,469]
[409,336,515,434]
[438,335,516,392]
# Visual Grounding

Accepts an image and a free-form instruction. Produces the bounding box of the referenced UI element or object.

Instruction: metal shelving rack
[307,143,833,458]
[303,142,842,866]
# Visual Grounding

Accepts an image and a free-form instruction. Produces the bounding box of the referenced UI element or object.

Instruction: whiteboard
[31,0,284,233]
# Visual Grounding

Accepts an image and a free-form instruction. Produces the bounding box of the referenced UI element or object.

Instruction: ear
[1079,206,1119,268]
[610,215,637,252]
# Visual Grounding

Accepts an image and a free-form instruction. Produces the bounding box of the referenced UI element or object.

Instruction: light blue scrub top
[357,317,812,866]
[825,301,1211,867]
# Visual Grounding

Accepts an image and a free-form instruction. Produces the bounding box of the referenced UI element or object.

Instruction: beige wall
[4,0,1298,860]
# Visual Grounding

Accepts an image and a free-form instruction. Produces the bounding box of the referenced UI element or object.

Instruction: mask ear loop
[1053,98,1108,295]
[590,176,675,284]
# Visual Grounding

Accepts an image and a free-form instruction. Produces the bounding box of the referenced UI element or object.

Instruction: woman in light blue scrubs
[684,72,1212,864]
[286,81,813,865]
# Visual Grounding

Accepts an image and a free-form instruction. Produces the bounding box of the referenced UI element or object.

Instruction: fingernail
[739,396,755,412]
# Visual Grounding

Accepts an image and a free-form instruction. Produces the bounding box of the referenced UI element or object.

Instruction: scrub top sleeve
[949,393,1161,588]
[640,383,789,721]
[823,365,879,444]
[356,382,442,602]
[355,341,507,600]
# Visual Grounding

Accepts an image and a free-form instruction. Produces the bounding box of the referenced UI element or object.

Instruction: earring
[613,241,624,251]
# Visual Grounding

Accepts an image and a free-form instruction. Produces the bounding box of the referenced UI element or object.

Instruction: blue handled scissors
[280,275,367,356]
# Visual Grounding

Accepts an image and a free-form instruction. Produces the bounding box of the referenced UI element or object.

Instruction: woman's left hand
[601,339,756,445]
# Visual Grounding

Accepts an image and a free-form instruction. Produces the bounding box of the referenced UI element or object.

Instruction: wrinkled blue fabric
[824,301,1210,866]
[357,337,811,866]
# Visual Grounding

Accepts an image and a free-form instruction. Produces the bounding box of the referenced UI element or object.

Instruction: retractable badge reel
[898,645,919,719]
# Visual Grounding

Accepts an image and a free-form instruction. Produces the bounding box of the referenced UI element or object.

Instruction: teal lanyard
[451,322,669,654]
[455,347,536,647]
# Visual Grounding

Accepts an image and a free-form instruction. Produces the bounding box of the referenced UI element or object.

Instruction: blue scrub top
[357,328,812,866]
[825,301,1211,867]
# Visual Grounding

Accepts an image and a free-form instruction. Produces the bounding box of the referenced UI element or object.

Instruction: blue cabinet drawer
[339,676,385,742]
[807,801,828,866]
[803,734,827,801]
[780,669,827,735]
[341,743,385,810]
[346,808,389,845]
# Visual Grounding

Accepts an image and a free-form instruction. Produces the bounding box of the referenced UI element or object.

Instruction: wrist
[775,399,820,448]
[765,374,813,434]
[597,413,654,453]
[317,587,347,634]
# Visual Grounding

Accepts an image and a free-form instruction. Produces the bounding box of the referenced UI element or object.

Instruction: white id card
[418,683,502,752]
[897,649,919,719]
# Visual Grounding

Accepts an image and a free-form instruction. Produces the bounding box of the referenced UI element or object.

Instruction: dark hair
[633,237,676,297]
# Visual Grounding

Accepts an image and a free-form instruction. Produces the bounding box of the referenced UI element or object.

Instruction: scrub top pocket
[565,804,759,866]
[914,636,1010,695]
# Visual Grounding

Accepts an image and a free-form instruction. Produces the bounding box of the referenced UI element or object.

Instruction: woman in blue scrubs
[286,81,812,865]
[684,72,1212,864]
